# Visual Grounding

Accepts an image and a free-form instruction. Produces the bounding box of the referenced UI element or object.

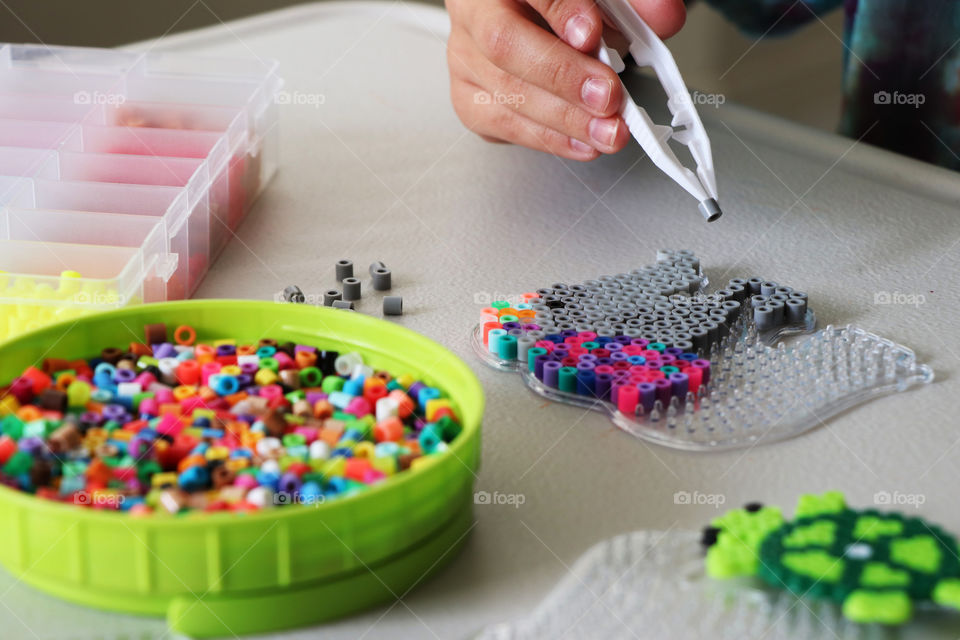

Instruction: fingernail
[589,118,619,148]
[565,15,592,50]
[582,78,612,112]
[570,138,594,154]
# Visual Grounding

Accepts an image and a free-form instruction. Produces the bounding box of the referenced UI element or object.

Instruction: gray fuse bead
[517,336,536,362]
[383,296,403,316]
[335,259,354,282]
[786,298,807,324]
[322,289,342,306]
[331,300,355,311]
[754,305,776,331]
[371,265,392,291]
[342,277,361,301]
[760,281,779,297]
[282,285,305,303]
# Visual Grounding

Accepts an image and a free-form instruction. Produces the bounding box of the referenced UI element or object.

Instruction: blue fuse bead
[326,477,347,496]
[328,391,352,409]
[179,466,209,491]
[576,370,596,396]
[627,356,647,365]
[679,352,698,362]
[340,428,364,442]
[342,377,365,396]
[212,375,240,396]
[256,346,277,358]
[417,387,441,409]
[256,470,280,490]
[332,447,354,458]
[300,481,323,505]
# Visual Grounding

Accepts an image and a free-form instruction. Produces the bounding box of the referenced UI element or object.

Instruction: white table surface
[5,2,960,638]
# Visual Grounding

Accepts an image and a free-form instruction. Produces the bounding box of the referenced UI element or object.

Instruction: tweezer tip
[699,198,722,222]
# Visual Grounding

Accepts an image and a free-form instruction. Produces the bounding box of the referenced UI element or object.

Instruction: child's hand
[446,0,686,161]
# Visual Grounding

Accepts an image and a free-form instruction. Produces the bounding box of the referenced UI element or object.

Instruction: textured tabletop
[6,2,960,638]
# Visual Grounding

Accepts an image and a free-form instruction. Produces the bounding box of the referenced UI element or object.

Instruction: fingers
[450,43,629,153]
[469,2,624,119]
[452,79,601,161]
[628,0,687,38]
[522,0,607,52]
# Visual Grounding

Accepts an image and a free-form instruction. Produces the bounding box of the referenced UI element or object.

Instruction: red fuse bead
[177,360,201,385]
[22,367,52,395]
[617,385,639,415]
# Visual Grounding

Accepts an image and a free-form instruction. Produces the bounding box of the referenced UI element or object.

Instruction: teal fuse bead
[558,366,578,393]
[497,334,518,360]
[527,347,548,372]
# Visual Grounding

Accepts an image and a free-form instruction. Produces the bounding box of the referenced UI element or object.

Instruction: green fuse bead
[24,420,46,439]
[321,375,345,394]
[285,390,306,404]
[661,366,680,375]
[498,314,519,323]
[103,420,121,433]
[3,451,32,476]
[386,380,403,391]
[528,347,547,372]
[497,334,518,360]
[435,415,462,442]
[299,366,323,387]
[418,424,443,454]
[581,341,599,351]
[282,433,306,448]
[491,300,510,310]
[137,356,159,369]
[137,461,162,483]
[259,357,279,373]
[1,415,25,440]
[558,366,578,393]
[648,342,666,352]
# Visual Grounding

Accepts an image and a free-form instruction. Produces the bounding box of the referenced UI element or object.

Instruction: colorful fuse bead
[0,323,462,514]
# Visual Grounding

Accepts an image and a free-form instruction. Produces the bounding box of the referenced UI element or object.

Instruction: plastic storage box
[0,43,282,342]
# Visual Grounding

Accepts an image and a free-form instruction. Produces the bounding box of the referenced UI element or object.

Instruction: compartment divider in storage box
[0,42,281,342]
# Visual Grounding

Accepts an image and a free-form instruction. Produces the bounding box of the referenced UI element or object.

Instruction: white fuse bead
[255,437,283,458]
[158,357,180,385]
[309,440,331,460]
[246,487,275,509]
[335,352,363,376]
[376,397,399,422]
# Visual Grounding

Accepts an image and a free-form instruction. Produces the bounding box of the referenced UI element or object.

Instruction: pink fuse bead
[259,385,284,402]
[153,387,175,404]
[139,397,159,416]
[535,340,555,352]
[201,362,221,386]
[362,469,386,484]
[274,352,295,370]
[345,397,372,418]
[135,372,157,390]
[235,474,258,490]
[157,413,184,436]
[294,426,318,443]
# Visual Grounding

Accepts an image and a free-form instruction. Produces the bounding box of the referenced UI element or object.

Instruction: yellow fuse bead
[397,374,416,389]
[353,441,375,459]
[220,365,242,376]
[425,399,452,422]
[0,395,20,417]
[254,368,278,386]
[371,456,397,476]
[151,472,179,488]
[205,446,230,461]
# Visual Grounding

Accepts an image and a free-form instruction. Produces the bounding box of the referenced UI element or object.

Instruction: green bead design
[710,492,960,625]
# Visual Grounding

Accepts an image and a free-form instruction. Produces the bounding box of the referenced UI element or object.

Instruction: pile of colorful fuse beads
[0,323,461,514]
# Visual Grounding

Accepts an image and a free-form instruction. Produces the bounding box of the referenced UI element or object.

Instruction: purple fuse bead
[637,382,657,413]
[669,372,689,400]
[534,354,550,379]
[523,324,541,331]
[542,361,562,388]
[653,378,673,409]
[502,322,522,331]
[114,368,136,383]
[153,343,176,359]
[595,372,613,400]
[216,344,236,357]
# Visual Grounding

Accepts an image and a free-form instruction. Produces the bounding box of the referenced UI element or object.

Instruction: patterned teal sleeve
[699,0,843,36]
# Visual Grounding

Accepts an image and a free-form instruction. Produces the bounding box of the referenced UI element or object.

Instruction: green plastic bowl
[0,301,484,637]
